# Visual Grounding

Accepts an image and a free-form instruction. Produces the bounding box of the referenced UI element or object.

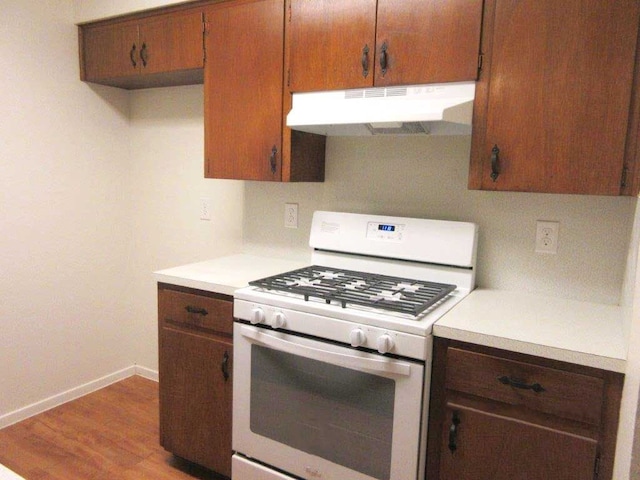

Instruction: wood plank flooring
[0,376,225,479]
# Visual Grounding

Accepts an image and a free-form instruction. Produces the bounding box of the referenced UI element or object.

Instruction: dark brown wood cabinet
[469,0,640,195]
[79,8,205,89]
[288,0,483,92]
[158,283,233,478]
[427,338,624,480]
[203,0,325,181]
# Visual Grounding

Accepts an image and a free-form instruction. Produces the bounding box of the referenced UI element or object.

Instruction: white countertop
[154,256,628,373]
[434,289,627,373]
[153,254,310,296]
[0,464,24,480]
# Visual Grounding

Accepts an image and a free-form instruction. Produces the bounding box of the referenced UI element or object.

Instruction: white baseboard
[135,364,159,382]
[0,364,159,430]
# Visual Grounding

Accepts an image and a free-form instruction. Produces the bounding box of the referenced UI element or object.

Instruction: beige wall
[0,0,243,422]
[127,85,243,369]
[244,135,635,305]
[7,0,640,477]
[73,0,190,22]
[0,0,133,416]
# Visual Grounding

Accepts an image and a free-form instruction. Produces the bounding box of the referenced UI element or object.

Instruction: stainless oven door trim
[233,323,427,480]
[239,325,413,376]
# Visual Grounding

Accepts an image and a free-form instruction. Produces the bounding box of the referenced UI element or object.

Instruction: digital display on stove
[378,224,396,232]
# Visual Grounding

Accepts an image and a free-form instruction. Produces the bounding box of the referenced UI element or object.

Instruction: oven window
[250,345,395,480]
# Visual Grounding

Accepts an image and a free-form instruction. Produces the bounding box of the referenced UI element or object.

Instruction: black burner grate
[249,265,456,316]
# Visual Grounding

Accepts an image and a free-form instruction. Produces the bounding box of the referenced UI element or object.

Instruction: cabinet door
[159,327,232,477]
[138,11,204,76]
[289,0,377,92]
[470,0,640,194]
[440,404,598,480]
[81,21,139,81]
[374,0,483,86]
[204,0,284,180]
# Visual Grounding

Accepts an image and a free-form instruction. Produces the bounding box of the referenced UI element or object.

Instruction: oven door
[233,323,426,480]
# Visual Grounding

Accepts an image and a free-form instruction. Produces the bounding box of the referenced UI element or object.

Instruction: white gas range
[232,211,478,480]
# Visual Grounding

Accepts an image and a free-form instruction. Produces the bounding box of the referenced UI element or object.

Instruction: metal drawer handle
[269,145,277,174]
[448,410,460,453]
[490,144,500,181]
[185,305,208,316]
[129,44,137,68]
[221,351,230,381]
[379,41,389,76]
[498,375,545,393]
[140,42,148,67]
[361,44,370,78]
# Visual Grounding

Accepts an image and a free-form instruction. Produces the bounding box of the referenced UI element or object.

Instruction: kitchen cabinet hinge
[477,53,484,75]
[287,68,291,87]
[287,2,292,22]
[593,454,601,480]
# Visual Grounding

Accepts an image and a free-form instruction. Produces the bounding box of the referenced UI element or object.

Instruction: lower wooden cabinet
[158,283,233,478]
[427,338,623,480]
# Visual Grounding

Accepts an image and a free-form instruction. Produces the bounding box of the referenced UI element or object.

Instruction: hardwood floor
[0,376,226,479]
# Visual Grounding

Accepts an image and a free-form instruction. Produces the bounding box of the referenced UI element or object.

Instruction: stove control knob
[349,328,366,348]
[376,334,395,355]
[250,307,265,325]
[271,311,286,329]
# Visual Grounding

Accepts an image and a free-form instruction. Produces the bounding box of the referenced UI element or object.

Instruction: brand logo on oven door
[305,466,323,478]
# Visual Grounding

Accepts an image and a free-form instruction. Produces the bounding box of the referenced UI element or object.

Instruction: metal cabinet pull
[140,42,148,67]
[498,375,545,393]
[185,305,208,316]
[361,44,370,78]
[221,351,230,381]
[379,41,389,76]
[129,44,137,68]
[269,145,278,174]
[490,144,500,181]
[448,410,461,453]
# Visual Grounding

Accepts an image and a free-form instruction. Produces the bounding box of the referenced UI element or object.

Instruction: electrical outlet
[535,220,559,254]
[285,203,298,229]
[200,197,212,221]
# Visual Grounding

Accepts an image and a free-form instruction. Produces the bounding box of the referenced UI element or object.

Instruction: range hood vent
[287,82,476,136]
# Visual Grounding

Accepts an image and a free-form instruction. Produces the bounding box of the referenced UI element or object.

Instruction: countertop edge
[433,324,627,373]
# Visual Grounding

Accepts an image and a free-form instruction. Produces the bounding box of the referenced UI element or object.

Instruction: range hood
[286,81,475,136]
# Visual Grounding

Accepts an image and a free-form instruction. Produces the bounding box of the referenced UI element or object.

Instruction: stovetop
[248,265,456,317]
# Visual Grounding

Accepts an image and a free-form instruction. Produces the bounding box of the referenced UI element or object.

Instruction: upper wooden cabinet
[203,0,325,181]
[469,0,640,195]
[79,8,205,89]
[288,0,484,92]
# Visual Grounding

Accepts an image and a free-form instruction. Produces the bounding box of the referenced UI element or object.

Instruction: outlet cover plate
[535,220,559,254]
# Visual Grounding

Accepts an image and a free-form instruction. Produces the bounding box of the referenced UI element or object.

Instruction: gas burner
[249,265,456,316]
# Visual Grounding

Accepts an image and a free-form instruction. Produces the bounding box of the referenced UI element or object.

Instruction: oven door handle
[240,325,412,377]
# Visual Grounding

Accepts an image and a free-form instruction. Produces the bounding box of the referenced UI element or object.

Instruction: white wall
[616,201,640,478]
[74,0,189,23]
[244,135,635,305]
[127,85,243,370]
[0,0,133,416]
[0,0,244,421]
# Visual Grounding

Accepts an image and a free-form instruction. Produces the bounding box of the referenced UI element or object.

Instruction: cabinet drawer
[159,288,232,335]
[444,347,604,426]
